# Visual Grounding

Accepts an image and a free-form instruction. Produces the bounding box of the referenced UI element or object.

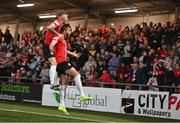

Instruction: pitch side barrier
[0,76,179,120]
[42,84,180,120]
[0,77,42,103]
[0,76,179,90]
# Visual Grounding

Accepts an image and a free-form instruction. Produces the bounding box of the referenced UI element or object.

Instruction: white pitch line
[0,108,101,122]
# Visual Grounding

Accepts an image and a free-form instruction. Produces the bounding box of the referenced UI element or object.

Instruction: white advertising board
[121,90,180,120]
[169,94,180,119]
[134,91,170,118]
[42,85,122,113]
[42,85,180,120]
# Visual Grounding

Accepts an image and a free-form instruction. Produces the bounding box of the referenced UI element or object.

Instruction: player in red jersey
[49,24,93,115]
[43,13,69,89]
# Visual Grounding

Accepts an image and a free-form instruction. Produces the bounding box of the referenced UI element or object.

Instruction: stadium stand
[0,21,179,93]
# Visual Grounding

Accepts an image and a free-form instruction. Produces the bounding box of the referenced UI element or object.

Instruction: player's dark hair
[61,24,71,32]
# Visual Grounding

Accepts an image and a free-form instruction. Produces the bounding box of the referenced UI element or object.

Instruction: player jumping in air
[43,13,69,89]
[49,24,93,115]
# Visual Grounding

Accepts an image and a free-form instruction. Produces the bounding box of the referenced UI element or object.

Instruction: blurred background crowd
[0,21,179,92]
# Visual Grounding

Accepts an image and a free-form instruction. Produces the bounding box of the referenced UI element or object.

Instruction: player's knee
[51,62,57,65]
[71,71,79,78]
[74,72,80,78]
[49,59,57,65]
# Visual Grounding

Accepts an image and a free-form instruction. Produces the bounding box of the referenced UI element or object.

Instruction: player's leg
[43,43,59,88]
[65,67,84,96]
[65,65,93,101]
[58,74,69,115]
[48,57,60,89]
[48,36,61,89]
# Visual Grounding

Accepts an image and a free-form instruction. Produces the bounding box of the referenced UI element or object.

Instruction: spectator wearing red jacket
[100,69,111,82]
[100,69,117,88]
[158,45,169,58]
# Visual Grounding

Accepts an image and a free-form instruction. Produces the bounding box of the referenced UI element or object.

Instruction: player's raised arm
[67,50,80,58]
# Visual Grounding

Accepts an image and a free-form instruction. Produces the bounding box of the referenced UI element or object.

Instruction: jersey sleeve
[51,19,62,28]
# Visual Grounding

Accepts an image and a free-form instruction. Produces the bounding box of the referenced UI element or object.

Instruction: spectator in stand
[27,58,38,76]
[104,51,110,67]
[117,25,123,40]
[96,59,106,78]
[138,32,145,44]
[173,63,180,93]
[100,69,111,87]
[139,50,148,65]
[99,48,105,59]
[100,37,107,50]
[100,69,110,82]
[132,56,139,63]
[129,62,141,90]
[139,61,148,89]
[164,21,176,49]
[100,69,117,88]
[147,74,159,91]
[22,71,33,84]
[11,69,21,83]
[134,42,144,58]
[153,57,166,91]
[0,21,179,90]
[164,57,174,92]
[20,68,27,78]
[89,44,97,57]
[116,39,125,56]
[33,64,41,79]
[146,48,155,72]
[0,29,4,43]
[76,45,88,68]
[95,50,100,59]
[1,42,7,52]
[158,45,169,58]
[168,50,179,64]
[82,55,97,79]
[39,63,49,84]
[86,65,98,87]
[108,52,119,78]
[4,26,13,45]
[116,63,127,86]
[34,52,42,65]
[106,39,113,52]
[123,40,132,65]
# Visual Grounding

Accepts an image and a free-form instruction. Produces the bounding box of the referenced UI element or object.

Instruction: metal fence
[0,76,42,84]
[0,76,179,93]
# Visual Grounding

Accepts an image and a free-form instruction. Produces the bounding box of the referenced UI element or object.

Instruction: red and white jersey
[153,61,160,76]
[44,18,63,45]
[54,37,68,63]
[147,76,159,91]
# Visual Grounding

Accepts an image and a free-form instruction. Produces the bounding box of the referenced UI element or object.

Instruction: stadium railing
[0,76,179,92]
[83,81,180,93]
[0,76,42,84]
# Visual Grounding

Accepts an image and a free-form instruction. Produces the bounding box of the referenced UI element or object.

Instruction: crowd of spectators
[0,21,179,92]
[0,27,44,84]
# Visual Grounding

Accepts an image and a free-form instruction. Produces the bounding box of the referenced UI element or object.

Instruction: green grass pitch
[0,101,179,122]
